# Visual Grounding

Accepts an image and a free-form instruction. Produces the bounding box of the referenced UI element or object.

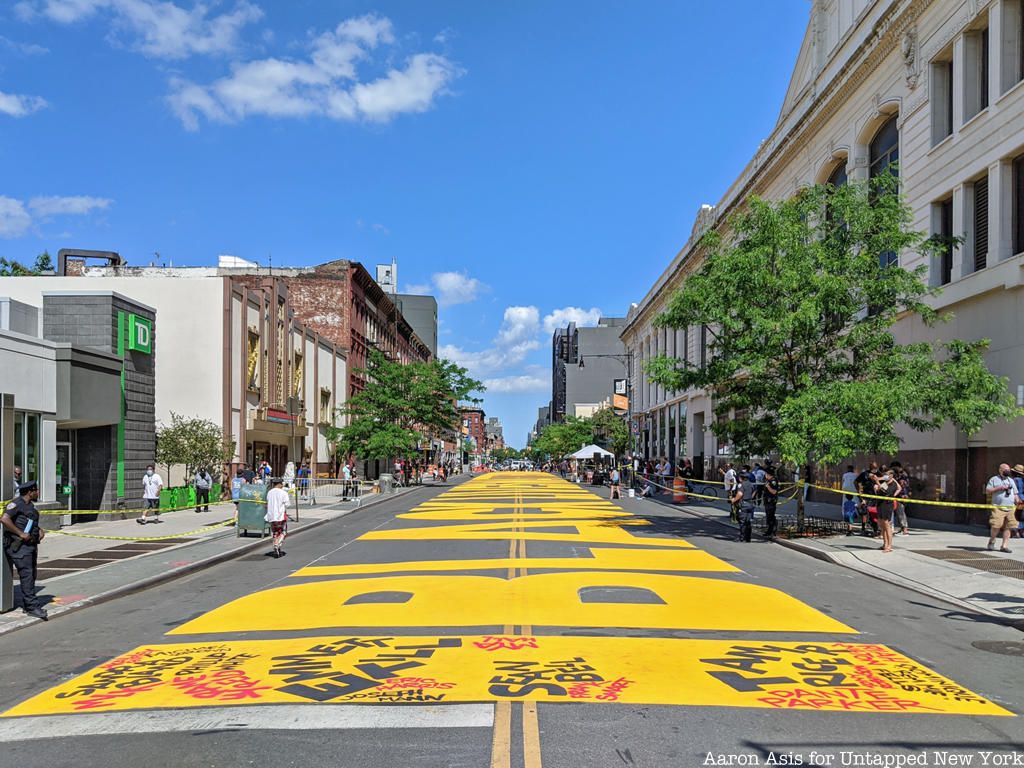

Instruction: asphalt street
[1,473,1022,768]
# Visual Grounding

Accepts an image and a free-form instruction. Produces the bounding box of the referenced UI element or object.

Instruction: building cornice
[624,0,927,340]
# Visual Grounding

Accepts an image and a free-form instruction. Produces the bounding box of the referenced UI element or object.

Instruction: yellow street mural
[5,636,1010,716]
[2,472,1011,718]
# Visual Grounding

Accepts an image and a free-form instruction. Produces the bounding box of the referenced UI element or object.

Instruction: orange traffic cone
[673,476,687,504]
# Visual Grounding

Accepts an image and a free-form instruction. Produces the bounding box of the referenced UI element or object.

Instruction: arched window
[869,116,900,268]
[827,160,848,187]
[869,116,899,178]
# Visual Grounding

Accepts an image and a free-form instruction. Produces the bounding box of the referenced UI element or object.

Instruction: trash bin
[236,483,268,537]
[379,473,394,494]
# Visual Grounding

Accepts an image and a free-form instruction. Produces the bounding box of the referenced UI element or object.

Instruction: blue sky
[0,1,808,447]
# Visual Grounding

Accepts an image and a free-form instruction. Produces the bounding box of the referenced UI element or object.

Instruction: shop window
[12,411,40,484]
[930,55,954,144]
[963,23,990,122]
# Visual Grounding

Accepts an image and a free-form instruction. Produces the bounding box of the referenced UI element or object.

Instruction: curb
[0,484,430,637]
[634,493,1024,629]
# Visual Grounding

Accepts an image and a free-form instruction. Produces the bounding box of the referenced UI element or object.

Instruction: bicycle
[686,481,720,500]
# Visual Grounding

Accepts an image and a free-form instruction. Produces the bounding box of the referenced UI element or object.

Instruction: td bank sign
[128,314,152,354]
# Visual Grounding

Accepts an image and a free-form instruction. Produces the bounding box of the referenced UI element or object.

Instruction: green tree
[0,251,54,276]
[327,349,484,463]
[590,406,629,456]
[647,175,1021,522]
[155,413,235,483]
[533,416,593,460]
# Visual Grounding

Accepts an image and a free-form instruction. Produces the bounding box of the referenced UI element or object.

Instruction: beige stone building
[622,0,1024,521]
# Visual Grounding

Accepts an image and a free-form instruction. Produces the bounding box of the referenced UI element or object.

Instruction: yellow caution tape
[805,481,1000,510]
[49,519,236,541]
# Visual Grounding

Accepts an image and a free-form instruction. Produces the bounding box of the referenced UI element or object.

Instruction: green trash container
[236,484,268,538]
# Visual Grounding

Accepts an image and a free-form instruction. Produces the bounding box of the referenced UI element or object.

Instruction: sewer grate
[914,550,1024,580]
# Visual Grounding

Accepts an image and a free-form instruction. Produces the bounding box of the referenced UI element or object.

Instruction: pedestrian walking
[985,463,1020,553]
[763,467,779,538]
[609,466,621,500]
[193,467,212,513]
[11,465,22,498]
[265,477,290,558]
[731,467,755,542]
[139,464,163,524]
[840,464,858,535]
[1,481,47,620]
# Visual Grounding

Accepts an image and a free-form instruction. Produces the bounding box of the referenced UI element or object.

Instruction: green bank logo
[128,314,152,354]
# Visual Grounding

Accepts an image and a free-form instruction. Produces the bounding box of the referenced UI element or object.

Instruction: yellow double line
[491,489,542,768]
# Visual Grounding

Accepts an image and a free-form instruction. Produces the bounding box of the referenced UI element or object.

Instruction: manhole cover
[971,641,1024,656]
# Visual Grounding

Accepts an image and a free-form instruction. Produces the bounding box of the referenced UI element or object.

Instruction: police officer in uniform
[730,466,756,543]
[2,481,47,620]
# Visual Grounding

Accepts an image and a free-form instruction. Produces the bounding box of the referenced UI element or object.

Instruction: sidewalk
[0,482,434,635]
[634,486,1024,624]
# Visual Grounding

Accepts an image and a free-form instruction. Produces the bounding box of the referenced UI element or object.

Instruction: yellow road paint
[523,700,542,768]
[362,518,694,548]
[291,547,739,577]
[490,701,512,768]
[401,504,627,521]
[5,636,1009,717]
[168,571,853,634]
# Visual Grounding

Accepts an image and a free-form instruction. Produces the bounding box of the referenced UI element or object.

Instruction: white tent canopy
[568,444,614,460]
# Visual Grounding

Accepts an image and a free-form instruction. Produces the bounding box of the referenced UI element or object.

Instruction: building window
[1001,0,1024,93]
[931,56,954,144]
[699,325,708,369]
[319,388,332,424]
[963,22,990,122]
[972,174,990,272]
[870,116,900,268]
[13,412,41,484]
[1014,153,1024,255]
[869,116,899,179]
[826,161,847,188]
[934,197,954,285]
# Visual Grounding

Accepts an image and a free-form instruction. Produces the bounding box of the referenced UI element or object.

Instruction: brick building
[248,260,433,399]
[460,406,486,460]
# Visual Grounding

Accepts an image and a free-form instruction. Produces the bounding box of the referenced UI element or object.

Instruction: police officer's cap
[18,480,38,494]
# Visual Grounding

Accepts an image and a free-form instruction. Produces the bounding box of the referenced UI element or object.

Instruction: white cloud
[0,35,49,55]
[18,0,262,59]
[438,305,540,377]
[167,13,460,130]
[542,306,603,334]
[483,374,547,393]
[0,197,33,238]
[28,195,112,217]
[433,271,482,307]
[0,90,48,117]
[0,194,114,238]
[403,270,485,306]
